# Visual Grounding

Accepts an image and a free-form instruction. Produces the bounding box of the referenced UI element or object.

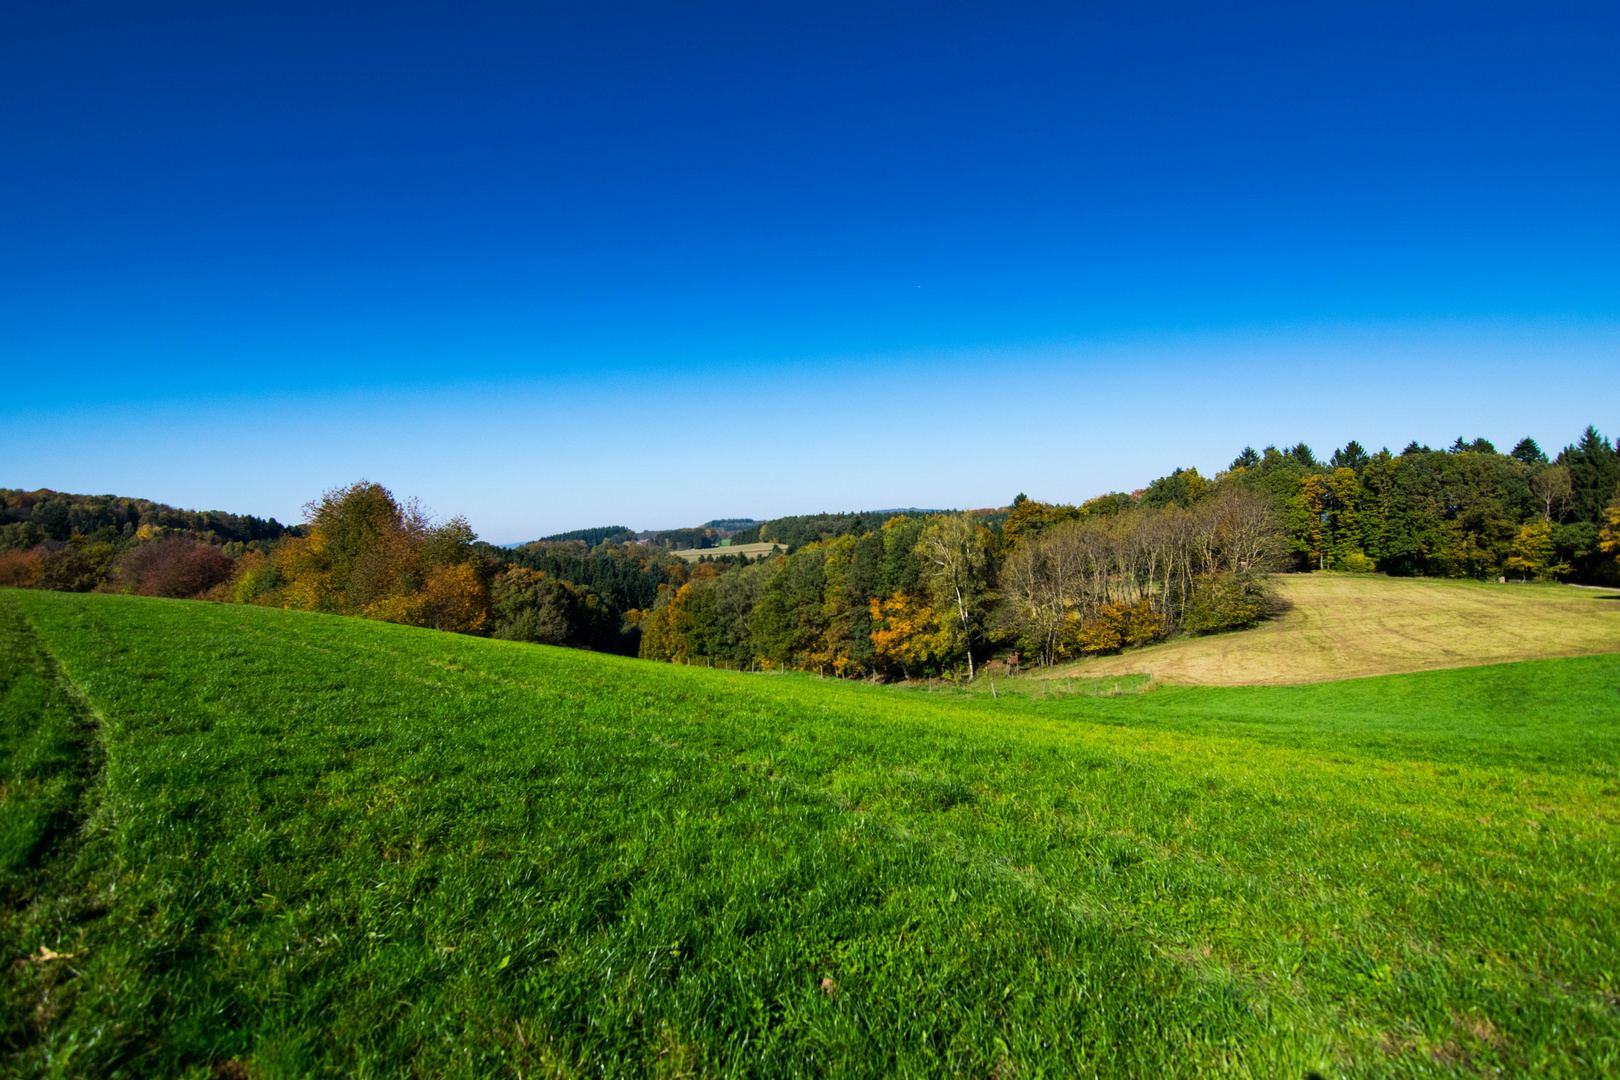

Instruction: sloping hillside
[1050,573,1620,685]
[3,589,1617,1076]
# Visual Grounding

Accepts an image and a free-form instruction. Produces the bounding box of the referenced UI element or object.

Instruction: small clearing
[669,541,787,562]
[1049,573,1620,685]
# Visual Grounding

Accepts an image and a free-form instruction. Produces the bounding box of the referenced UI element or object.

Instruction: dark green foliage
[0,522,44,555]
[1511,437,1547,465]
[490,569,624,651]
[504,543,678,614]
[1183,571,1276,633]
[750,545,830,666]
[756,510,941,549]
[1329,440,1368,473]
[1558,426,1620,530]
[1139,467,1206,509]
[650,527,717,550]
[34,545,116,593]
[1359,447,1528,577]
[529,525,635,548]
[1,489,289,548]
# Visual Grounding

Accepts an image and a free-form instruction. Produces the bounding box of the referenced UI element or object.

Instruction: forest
[2,425,1617,678]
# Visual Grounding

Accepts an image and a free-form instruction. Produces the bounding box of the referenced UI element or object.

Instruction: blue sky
[5,1,1616,542]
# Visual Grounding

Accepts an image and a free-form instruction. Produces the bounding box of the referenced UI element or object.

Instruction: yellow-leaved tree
[237,480,491,633]
[868,591,946,678]
[1601,498,1620,569]
[1505,520,1569,582]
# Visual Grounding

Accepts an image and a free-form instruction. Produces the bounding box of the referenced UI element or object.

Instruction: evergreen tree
[1510,438,1547,465]
[1330,440,1369,473]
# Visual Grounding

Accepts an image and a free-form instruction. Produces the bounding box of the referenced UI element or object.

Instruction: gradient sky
[5,1,1617,542]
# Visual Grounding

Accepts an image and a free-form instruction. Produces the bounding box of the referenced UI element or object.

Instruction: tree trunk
[954,581,975,680]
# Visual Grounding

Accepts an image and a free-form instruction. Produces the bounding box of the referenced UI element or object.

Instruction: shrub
[228,550,284,604]
[36,544,117,593]
[116,538,235,599]
[1073,600,1163,654]
[492,567,614,647]
[1185,571,1275,634]
[0,547,42,587]
[1338,552,1377,573]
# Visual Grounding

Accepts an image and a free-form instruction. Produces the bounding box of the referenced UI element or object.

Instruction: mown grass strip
[0,594,107,1069]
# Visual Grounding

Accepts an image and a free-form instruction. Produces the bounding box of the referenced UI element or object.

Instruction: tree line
[2,424,1616,678]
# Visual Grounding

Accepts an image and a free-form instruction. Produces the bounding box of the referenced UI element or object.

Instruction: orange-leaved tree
[243,480,491,633]
[868,591,944,678]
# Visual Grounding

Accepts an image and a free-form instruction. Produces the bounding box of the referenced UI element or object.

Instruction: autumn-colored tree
[273,481,424,614]
[250,480,493,634]
[1001,498,1084,549]
[868,591,945,677]
[422,562,490,633]
[115,536,235,598]
[0,548,42,588]
[1601,498,1620,568]
[1505,520,1569,581]
[1073,600,1161,654]
[35,543,118,593]
[1295,468,1364,570]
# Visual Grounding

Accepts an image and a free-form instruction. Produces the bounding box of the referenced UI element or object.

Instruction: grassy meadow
[2,589,1618,1077]
[1051,573,1620,685]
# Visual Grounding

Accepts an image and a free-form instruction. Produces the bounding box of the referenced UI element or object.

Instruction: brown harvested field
[669,541,787,562]
[1047,573,1620,686]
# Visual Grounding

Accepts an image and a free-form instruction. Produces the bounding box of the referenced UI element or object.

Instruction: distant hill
[731,509,950,547]
[0,488,292,552]
[522,525,635,549]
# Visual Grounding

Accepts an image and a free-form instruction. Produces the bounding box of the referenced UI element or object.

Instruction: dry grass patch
[1051,573,1620,685]
[669,542,786,562]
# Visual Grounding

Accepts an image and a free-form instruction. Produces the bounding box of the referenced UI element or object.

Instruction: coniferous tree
[1330,441,1369,473]
[1230,446,1260,470]
[1510,438,1547,465]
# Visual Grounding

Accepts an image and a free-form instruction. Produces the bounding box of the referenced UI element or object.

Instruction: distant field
[1048,573,1620,686]
[669,541,786,562]
[4,589,1619,1076]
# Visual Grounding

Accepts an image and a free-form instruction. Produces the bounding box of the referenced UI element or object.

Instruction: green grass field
[1050,573,1620,685]
[3,589,1618,1078]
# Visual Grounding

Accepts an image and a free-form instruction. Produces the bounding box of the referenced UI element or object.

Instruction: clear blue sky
[6,1,1617,542]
